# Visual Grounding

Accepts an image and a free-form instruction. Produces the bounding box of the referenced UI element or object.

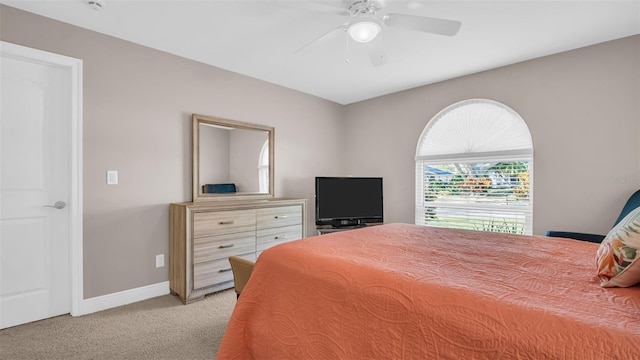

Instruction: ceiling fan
[293,0,462,67]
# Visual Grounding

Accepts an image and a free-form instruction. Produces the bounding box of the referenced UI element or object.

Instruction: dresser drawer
[257,224,303,252]
[193,231,255,264]
[193,252,255,289]
[193,210,256,238]
[257,206,302,229]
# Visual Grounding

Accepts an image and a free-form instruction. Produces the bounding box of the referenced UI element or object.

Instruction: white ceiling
[3,0,639,104]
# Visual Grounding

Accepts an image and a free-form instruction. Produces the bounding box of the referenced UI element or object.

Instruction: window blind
[415,158,532,235]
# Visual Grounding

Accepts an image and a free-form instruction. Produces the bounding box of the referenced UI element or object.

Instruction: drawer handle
[219,268,232,273]
[274,235,288,240]
[218,244,235,249]
[274,215,288,219]
[218,220,235,225]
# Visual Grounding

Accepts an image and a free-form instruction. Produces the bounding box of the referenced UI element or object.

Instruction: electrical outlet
[107,170,118,185]
[155,254,164,268]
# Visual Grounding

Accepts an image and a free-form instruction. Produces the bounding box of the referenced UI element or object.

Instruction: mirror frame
[192,114,274,202]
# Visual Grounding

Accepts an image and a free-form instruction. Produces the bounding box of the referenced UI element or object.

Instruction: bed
[216,223,640,359]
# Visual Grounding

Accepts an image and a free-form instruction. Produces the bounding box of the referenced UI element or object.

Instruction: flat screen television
[315,177,383,228]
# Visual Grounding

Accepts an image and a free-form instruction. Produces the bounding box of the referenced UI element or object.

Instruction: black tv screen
[315,177,383,227]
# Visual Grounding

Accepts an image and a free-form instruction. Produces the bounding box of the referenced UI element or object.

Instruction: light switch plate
[107,170,118,185]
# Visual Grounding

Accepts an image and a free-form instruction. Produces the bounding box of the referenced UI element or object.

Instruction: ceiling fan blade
[368,38,387,67]
[383,13,461,36]
[293,24,346,54]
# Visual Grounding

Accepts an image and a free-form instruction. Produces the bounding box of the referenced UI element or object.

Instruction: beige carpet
[0,289,236,360]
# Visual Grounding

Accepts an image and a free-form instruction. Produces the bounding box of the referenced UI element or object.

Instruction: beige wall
[1,5,345,298]
[2,5,639,299]
[199,125,231,186]
[344,35,640,236]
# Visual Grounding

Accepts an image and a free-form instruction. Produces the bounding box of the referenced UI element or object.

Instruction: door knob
[43,201,66,209]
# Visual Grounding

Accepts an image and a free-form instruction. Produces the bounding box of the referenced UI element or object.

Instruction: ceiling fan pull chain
[345,34,350,64]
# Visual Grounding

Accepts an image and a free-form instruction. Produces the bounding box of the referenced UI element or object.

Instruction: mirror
[193,114,274,202]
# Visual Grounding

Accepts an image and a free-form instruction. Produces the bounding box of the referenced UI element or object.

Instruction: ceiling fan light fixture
[348,18,382,43]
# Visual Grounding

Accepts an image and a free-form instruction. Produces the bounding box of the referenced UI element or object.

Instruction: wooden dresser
[169,198,306,304]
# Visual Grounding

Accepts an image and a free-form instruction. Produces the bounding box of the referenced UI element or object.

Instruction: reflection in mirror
[258,140,269,193]
[193,114,274,202]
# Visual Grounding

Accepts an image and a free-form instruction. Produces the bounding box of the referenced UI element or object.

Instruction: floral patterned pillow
[596,206,640,287]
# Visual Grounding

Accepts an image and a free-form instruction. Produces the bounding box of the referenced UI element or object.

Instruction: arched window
[415,99,533,235]
[258,140,269,193]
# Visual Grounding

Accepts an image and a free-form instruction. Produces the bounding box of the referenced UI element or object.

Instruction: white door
[0,45,74,329]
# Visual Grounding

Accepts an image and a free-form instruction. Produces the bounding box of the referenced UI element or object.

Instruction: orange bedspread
[217,223,640,359]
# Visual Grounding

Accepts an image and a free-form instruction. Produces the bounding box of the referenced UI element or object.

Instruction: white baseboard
[74,281,170,316]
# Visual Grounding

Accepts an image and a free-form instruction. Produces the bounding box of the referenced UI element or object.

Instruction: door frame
[1,41,84,316]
